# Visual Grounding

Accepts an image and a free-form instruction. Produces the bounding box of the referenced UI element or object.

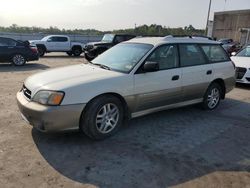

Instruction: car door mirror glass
[143,61,159,72]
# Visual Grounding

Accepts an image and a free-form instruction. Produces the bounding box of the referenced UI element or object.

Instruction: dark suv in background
[0,37,39,66]
[84,34,136,61]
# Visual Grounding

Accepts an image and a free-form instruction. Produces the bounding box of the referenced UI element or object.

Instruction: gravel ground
[0,53,250,188]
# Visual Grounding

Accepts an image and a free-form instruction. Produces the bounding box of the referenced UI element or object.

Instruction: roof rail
[163,35,214,40]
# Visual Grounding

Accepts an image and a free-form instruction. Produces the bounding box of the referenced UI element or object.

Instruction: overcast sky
[0,0,250,30]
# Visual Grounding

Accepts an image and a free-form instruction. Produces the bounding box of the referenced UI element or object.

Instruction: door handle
[8,47,14,49]
[207,70,212,75]
[172,75,179,81]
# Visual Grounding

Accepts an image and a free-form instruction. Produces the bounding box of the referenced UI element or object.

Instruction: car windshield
[236,47,250,57]
[101,34,115,42]
[41,36,50,41]
[92,43,153,73]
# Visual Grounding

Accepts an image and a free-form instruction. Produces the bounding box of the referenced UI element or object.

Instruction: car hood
[86,41,112,46]
[29,40,43,44]
[24,64,124,96]
[231,56,250,68]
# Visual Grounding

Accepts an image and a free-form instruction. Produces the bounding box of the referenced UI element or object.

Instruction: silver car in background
[17,36,236,140]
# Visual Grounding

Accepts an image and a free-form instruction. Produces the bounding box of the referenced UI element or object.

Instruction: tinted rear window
[200,45,229,62]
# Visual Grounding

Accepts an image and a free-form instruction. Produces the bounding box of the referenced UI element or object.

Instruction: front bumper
[16,91,86,132]
[236,69,250,84]
[27,53,39,61]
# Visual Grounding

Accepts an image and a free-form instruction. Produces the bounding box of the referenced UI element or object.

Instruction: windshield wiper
[90,62,111,70]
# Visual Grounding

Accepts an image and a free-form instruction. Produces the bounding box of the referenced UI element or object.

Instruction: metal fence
[0,32,103,44]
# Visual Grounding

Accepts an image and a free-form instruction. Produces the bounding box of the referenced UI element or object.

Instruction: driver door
[134,44,182,112]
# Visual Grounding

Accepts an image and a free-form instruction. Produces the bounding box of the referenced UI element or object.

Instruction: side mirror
[47,38,52,42]
[231,52,237,56]
[143,61,159,72]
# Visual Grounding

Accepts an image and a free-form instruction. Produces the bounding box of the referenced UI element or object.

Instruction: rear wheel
[80,95,124,140]
[12,54,26,66]
[202,83,222,110]
[72,47,82,56]
[37,47,45,57]
[66,52,73,56]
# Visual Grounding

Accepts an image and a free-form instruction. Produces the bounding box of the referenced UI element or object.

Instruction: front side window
[92,43,153,73]
[146,45,178,70]
[179,44,206,67]
[114,36,126,44]
[201,45,229,62]
[236,47,250,57]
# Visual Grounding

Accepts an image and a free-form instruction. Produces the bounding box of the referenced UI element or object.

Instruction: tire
[72,47,82,57]
[37,47,45,57]
[66,52,73,56]
[84,52,95,61]
[202,83,222,110]
[80,95,124,140]
[12,54,26,66]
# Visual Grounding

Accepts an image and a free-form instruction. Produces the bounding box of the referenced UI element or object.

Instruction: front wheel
[12,54,26,66]
[202,83,222,110]
[84,52,95,61]
[37,47,45,57]
[80,95,124,140]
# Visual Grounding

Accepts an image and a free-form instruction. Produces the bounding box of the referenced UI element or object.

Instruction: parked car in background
[0,37,39,66]
[84,33,136,61]
[219,38,242,55]
[17,36,235,140]
[231,45,250,84]
[218,38,233,45]
[29,35,85,57]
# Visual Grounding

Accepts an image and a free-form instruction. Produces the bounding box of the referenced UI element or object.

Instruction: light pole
[205,0,212,36]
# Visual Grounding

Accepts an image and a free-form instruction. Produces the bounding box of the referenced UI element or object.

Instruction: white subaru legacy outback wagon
[17,36,236,140]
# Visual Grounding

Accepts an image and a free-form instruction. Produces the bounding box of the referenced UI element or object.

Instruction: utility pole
[205,0,212,36]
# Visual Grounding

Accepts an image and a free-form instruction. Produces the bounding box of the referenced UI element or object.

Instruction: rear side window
[0,38,16,46]
[200,45,229,62]
[57,37,68,42]
[49,37,68,42]
[179,44,206,67]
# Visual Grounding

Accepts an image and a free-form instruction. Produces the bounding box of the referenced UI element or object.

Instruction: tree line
[0,24,205,36]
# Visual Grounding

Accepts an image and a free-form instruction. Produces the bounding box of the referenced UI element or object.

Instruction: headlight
[32,90,64,106]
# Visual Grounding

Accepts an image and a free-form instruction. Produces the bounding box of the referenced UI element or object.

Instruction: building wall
[212,9,250,45]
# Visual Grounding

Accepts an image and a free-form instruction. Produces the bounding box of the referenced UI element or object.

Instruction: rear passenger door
[180,44,213,101]
[200,44,233,85]
[55,37,70,51]
[134,44,182,112]
[0,38,17,61]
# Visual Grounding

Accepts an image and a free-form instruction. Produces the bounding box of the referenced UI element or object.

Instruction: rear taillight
[30,46,38,53]
[231,61,236,69]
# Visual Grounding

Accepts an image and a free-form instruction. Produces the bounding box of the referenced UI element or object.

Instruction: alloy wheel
[207,88,220,109]
[96,103,119,134]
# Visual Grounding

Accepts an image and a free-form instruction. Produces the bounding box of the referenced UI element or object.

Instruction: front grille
[85,45,94,51]
[236,67,247,79]
[22,85,31,99]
